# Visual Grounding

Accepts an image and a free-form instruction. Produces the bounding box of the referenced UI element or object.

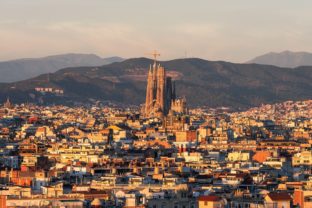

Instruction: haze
[1,0,311,62]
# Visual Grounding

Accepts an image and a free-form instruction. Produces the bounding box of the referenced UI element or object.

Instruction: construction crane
[145,50,160,65]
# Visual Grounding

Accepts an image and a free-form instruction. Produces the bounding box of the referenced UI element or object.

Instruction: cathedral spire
[172,81,176,101]
[4,97,12,109]
[145,66,154,117]
[143,51,185,118]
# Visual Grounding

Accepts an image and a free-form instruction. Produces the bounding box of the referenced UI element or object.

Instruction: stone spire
[156,65,166,115]
[165,77,173,114]
[172,81,176,101]
[145,66,154,117]
[152,63,157,99]
[143,51,184,118]
[4,98,12,109]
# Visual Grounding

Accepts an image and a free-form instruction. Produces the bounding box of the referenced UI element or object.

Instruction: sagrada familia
[142,52,186,118]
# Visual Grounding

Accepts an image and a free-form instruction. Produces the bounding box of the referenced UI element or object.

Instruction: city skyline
[0,1,311,207]
[1,0,312,62]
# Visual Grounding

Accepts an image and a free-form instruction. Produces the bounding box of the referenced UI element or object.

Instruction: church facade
[142,59,186,118]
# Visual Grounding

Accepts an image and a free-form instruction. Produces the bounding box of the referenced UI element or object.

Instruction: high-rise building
[143,56,186,118]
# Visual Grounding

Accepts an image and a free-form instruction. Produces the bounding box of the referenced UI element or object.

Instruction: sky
[0,0,312,62]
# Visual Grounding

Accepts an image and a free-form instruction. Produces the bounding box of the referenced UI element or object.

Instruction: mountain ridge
[247,51,312,68]
[0,53,124,83]
[1,57,312,109]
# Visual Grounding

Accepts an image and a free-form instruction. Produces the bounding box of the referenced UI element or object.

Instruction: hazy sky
[1,0,311,62]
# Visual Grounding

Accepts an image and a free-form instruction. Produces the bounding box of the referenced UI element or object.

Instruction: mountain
[1,58,312,109]
[247,51,312,68]
[0,54,124,82]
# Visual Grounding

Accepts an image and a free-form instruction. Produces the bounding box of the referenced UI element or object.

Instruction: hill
[1,58,312,109]
[247,51,312,68]
[0,54,124,82]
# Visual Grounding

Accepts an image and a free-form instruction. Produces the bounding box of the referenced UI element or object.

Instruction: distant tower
[165,77,173,114]
[3,98,12,109]
[145,67,154,115]
[156,65,166,114]
[143,50,186,118]
[172,81,176,101]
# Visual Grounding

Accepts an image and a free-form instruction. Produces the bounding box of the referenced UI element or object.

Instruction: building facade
[143,59,186,118]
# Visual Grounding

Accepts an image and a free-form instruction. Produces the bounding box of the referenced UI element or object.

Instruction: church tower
[3,98,13,109]
[165,77,173,115]
[156,65,166,115]
[145,66,154,115]
[143,51,186,118]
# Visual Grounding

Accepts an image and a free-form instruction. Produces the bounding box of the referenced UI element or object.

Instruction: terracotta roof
[19,171,35,177]
[267,192,291,201]
[198,195,221,202]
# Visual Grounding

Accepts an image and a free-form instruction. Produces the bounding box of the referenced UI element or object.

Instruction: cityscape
[0,57,311,208]
[0,1,312,208]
